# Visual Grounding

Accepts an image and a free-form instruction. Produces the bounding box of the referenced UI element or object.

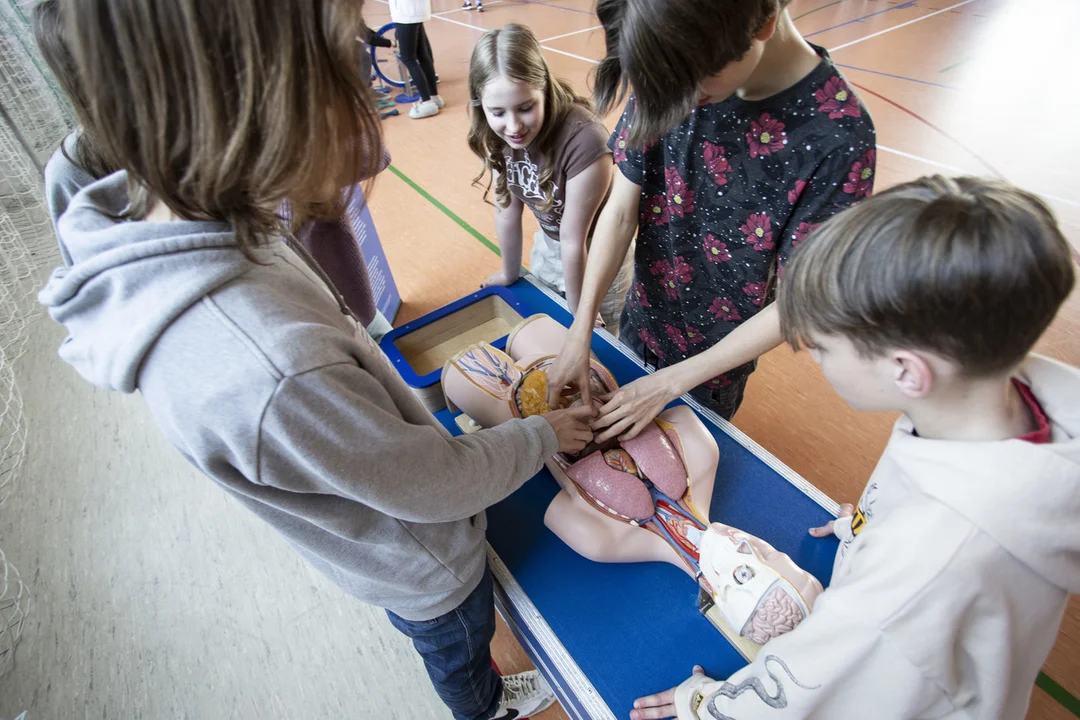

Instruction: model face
[702,525,794,582]
[699,526,786,626]
[699,525,802,631]
[481,74,546,149]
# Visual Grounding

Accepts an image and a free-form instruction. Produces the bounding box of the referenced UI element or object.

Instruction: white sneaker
[408,100,440,119]
[492,670,556,719]
[432,94,445,109]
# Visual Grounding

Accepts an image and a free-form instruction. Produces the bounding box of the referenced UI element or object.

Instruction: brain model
[745,586,808,645]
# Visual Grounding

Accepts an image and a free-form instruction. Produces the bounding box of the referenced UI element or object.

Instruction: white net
[0,0,77,166]
[0,115,51,361]
[0,546,27,679]
[0,0,76,686]
[0,0,69,354]
[0,348,26,509]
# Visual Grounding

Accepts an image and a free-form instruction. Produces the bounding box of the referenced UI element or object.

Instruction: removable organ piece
[518,369,553,417]
[566,450,654,522]
[619,421,689,500]
[699,526,812,646]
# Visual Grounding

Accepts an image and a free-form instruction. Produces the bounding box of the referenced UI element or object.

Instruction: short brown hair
[32,0,114,179]
[468,23,593,210]
[593,0,782,146]
[63,0,382,254]
[779,176,1076,376]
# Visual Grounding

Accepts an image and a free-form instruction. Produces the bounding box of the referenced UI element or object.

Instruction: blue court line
[512,0,596,15]
[806,0,917,37]
[793,0,848,22]
[835,64,958,89]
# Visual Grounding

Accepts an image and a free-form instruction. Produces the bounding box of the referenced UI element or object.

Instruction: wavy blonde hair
[468,23,593,211]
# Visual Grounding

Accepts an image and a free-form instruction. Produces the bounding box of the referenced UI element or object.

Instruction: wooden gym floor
[361,0,1080,717]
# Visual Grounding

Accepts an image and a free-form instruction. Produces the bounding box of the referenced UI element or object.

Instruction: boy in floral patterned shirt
[546,0,876,438]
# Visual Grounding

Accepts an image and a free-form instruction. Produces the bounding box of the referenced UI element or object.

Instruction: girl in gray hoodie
[36,1,592,718]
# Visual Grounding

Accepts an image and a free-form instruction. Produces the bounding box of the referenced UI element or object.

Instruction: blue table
[392,277,841,720]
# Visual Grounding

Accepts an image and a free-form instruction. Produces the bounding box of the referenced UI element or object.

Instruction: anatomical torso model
[441,315,823,656]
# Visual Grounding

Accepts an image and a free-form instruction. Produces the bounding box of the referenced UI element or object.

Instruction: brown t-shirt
[503,105,611,242]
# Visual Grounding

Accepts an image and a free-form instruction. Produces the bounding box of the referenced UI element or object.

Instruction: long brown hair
[32,0,114,179]
[468,23,593,210]
[593,0,782,147]
[779,175,1075,376]
[63,0,383,256]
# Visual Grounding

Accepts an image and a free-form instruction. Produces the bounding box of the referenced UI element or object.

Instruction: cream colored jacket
[676,355,1080,719]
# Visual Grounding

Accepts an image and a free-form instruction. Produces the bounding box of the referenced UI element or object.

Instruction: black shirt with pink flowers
[608,45,876,399]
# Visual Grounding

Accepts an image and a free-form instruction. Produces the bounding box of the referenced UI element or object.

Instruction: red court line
[850,81,1004,179]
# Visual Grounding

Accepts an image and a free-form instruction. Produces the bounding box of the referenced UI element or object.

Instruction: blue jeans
[387,567,503,720]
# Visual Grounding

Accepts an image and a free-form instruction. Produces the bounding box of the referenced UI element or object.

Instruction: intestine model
[442,315,823,654]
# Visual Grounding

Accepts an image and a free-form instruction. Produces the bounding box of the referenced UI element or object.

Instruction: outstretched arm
[545,170,640,408]
[485,172,526,288]
[558,156,613,313]
[593,306,781,442]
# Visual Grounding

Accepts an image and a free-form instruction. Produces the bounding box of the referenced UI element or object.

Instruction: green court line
[793,0,846,22]
[387,160,1080,719]
[939,57,971,73]
[1038,672,1080,717]
[388,164,502,257]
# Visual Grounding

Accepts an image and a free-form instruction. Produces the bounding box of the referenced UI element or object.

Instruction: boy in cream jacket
[631,176,1080,719]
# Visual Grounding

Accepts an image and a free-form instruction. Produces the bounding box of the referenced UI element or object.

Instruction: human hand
[808,503,855,538]
[594,313,606,328]
[545,332,593,409]
[482,269,518,288]
[591,371,676,443]
[544,404,596,454]
[630,665,707,720]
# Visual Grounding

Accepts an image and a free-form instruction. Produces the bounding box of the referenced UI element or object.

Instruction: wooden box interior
[392,294,523,377]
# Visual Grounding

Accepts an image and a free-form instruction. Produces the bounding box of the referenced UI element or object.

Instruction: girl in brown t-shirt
[467,23,633,329]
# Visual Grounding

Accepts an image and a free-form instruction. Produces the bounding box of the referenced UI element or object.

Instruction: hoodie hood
[43,133,95,267]
[892,355,1080,593]
[37,157,267,393]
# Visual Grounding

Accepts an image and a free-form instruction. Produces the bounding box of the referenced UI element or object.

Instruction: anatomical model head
[699,524,823,645]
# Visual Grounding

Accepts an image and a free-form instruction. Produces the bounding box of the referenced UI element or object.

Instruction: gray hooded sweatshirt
[38,146,557,621]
